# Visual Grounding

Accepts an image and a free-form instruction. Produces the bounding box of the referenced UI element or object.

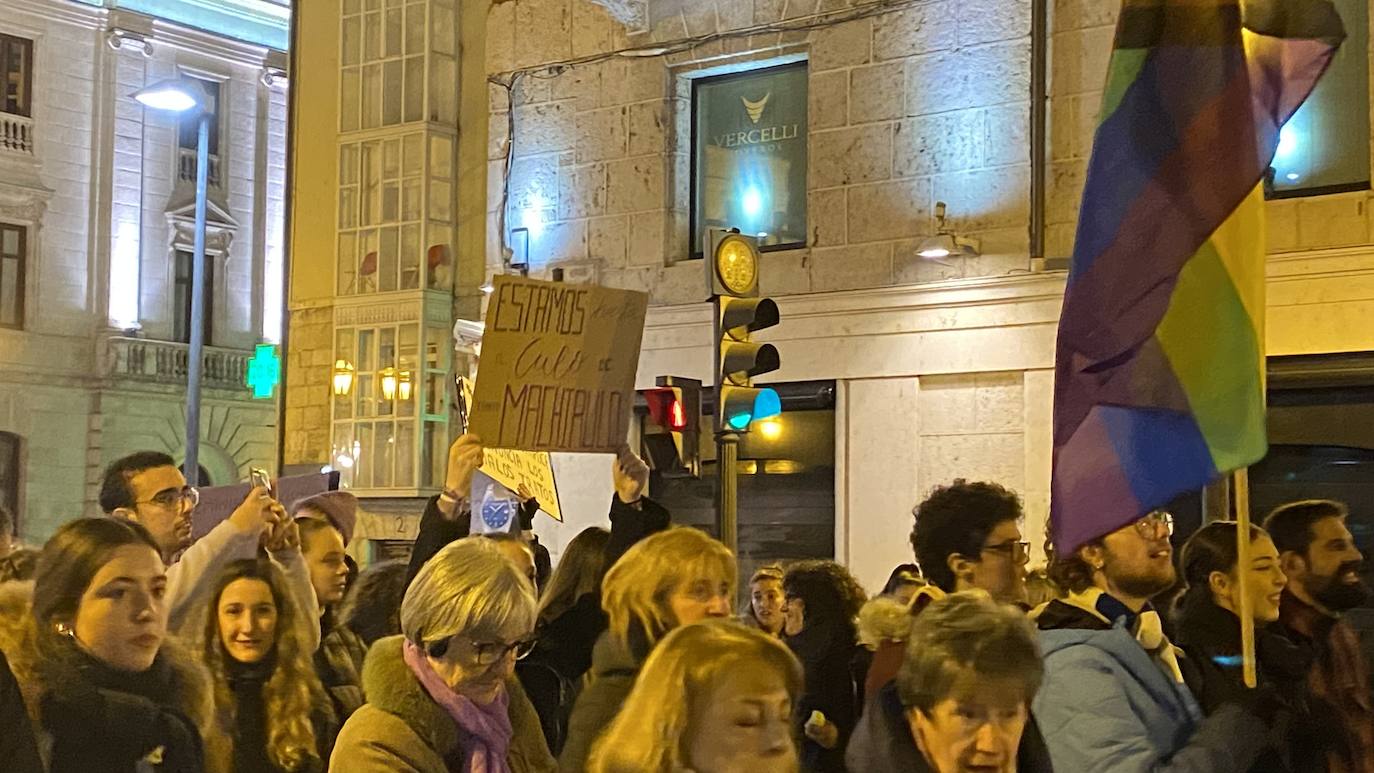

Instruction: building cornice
[6,0,108,30]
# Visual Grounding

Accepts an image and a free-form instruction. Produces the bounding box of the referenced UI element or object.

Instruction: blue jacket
[1033,596,1269,773]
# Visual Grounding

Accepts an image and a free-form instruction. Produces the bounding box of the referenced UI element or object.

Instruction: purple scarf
[402,639,513,773]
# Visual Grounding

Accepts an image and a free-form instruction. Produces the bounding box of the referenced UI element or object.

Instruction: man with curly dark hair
[910,479,1030,605]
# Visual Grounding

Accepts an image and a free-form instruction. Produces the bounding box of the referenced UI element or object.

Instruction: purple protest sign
[190,471,340,539]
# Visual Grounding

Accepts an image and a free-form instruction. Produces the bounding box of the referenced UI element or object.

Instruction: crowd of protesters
[0,437,1370,773]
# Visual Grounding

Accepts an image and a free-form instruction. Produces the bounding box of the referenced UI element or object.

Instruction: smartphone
[250,468,274,498]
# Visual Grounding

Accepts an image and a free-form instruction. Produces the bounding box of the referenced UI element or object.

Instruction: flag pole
[1234,466,1257,688]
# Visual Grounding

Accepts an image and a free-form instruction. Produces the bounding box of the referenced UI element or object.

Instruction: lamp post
[133,79,211,485]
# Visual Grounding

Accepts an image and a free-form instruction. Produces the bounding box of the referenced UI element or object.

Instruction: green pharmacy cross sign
[246,344,280,399]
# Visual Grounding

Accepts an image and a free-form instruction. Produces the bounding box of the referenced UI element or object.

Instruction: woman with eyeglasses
[0,517,213,772]
[781,560,868,773]
[331,536,553,773]
[200,558,336,772]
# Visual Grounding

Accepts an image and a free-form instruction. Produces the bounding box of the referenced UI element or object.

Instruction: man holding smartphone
[98,451,301,638]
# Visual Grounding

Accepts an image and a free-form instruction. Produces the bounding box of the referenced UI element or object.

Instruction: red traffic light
[643,387,689,432]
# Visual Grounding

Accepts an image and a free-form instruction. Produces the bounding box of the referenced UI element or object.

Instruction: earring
[55,622,75,640]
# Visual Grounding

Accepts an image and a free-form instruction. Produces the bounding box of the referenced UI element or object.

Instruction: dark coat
[0,647,41,773]
[330,635,554,773]
[846,681,1053,773]
[786,623,860,773]
[557,632,642,773]
[316,611,366,722]
[227,656,337,773]
[1175,594,1333,773]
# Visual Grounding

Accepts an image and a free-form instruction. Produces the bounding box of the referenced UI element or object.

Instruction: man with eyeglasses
[1032,510,1281,773]
[99,451,291,636]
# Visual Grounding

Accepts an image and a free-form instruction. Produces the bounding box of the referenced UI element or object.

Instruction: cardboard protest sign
[190,471,339,539]
[469,276,648,454]
[458,376,563,521]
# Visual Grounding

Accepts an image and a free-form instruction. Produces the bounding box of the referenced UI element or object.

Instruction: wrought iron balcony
[177,147,222,187]
[0,112,33,155]
[105,336,250,392]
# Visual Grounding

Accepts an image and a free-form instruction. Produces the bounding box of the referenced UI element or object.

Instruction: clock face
[715,236,757,295]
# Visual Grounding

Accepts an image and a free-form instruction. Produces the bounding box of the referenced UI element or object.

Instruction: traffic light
[708,231,781,433]
[640,376,702,478]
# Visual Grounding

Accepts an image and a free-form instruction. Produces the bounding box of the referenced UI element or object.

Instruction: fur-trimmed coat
[0,580,222,773]
[330,635,555,773]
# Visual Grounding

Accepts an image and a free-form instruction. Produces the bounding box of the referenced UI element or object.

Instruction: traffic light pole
[716,429,740,552]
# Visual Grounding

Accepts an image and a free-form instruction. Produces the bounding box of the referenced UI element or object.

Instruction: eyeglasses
[982,541,1031,562]
[137,486,199,510]
[1134,510,1174,538]
[471,636,537,665]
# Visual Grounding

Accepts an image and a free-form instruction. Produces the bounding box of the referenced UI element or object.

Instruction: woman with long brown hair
[0,517,213,772]
[200,558,335,772]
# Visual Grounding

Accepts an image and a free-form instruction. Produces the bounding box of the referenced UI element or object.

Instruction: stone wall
[488,0,1036,305]
[282,304,333,468]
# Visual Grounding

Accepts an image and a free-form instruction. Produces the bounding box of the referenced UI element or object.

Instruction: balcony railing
[177,148,222,188]
[105,336,250,392]
[0,112,33,155]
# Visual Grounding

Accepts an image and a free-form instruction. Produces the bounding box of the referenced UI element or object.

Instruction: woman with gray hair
[845,592,1050,773]
[330,537,554,773]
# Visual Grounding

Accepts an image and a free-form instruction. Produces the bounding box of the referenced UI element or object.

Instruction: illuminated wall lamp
[380,367,399,401]
[398,370,413,401]
[332,360,355,396]
[916,201,981,261]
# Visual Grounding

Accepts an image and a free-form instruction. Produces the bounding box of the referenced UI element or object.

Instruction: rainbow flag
[1051,0,1344,554]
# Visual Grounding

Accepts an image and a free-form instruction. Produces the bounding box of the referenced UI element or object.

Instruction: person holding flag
[1035,0,1346,769]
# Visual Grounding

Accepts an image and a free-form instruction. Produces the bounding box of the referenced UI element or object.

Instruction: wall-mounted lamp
[916,202,981,260]
[380,367,399,401]
[332,359,355,396]
[398,370,413,401]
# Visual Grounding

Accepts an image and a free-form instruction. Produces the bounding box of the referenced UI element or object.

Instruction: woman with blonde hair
[588,620,803,773]
[201,557,335,772]
[558,526,737,771]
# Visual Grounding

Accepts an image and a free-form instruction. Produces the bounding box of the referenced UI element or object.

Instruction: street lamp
[133,79,212,485]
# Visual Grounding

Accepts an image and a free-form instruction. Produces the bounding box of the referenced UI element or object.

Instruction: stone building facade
[0,0,289,540]
[287,0,1374,585]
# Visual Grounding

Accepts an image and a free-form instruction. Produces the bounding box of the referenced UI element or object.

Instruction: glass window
[338,135,425,294]
[173,250,213,345]
[0,223,23,329]
[332,322,435,490]
[1269,0,1369,197]
[0,432,19,528]
[1,34,32,118]
[177,78,221,157]
[692,62,808,255]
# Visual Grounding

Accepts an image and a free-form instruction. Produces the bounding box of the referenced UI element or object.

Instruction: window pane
[379,326,396,368]
[404,57,425,123]
[337,233,356,295]
[383,60,403,126]
[364,12,382,61]
[339,144,359,184]
[1269,0,1369,195]
[0,258,19,327]
[355,422,374,488]
[405,5,425,54]
[339,187,358,229]
[400,223,420,290]
[340,69,360,132]
[362,64,381,129]
[358,229,378,292]
[375,421,394,487]
[378,227,398,292]
[429,181,451,221]
[357,327,374,372]
[431,5,454,56]
[385,8,403,57]
[332,423,354,488]
[399,324,419,376]
[1,228,16,254]
[382,181,399,222]
[692,63,809,254]
[403,134,423,177]
[357,372,375,418]
[396,420,415,485]
[401,178,422,221]
[342,16,361,66]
